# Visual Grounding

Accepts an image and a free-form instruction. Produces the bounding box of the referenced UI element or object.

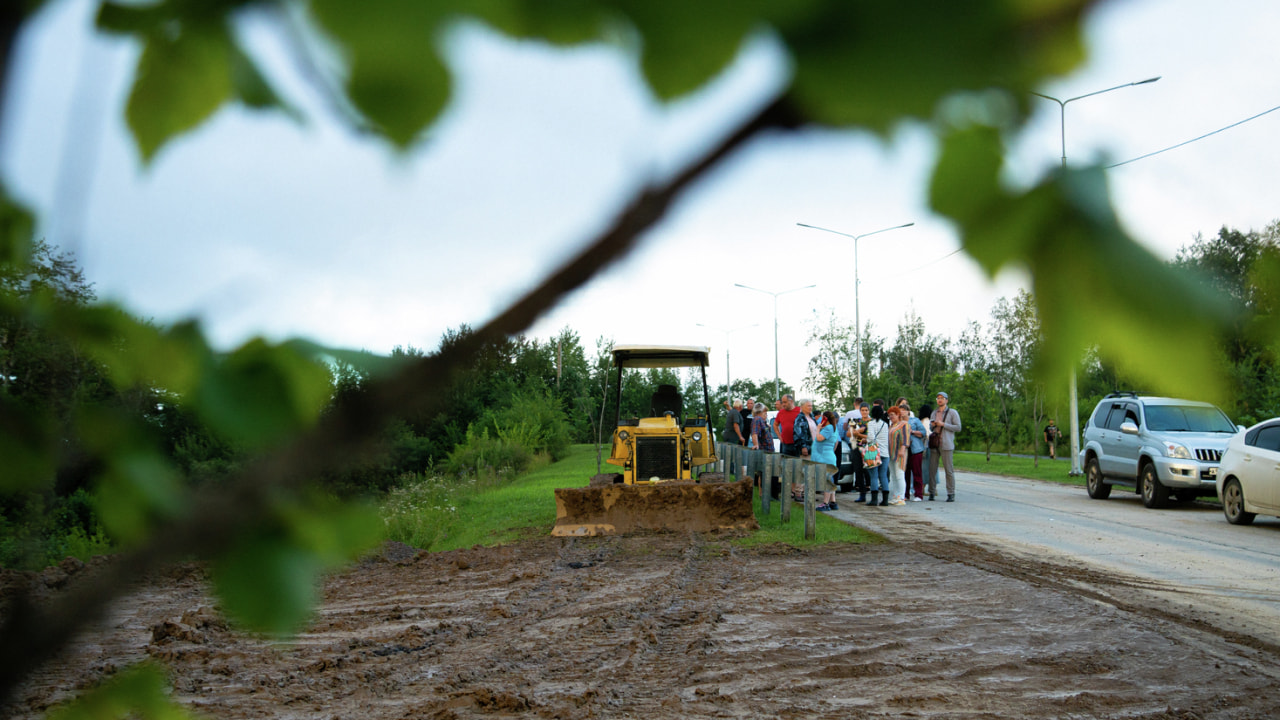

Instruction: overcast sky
[2,0,1278,397]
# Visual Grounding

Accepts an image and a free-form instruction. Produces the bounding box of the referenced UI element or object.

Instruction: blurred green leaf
[82,406,185,545]
[783,0,1091,132]
[125,17,235,162]
[281,493,383,567]
[484,0,610,45]
[194,338,332,449]
[618,0,769,100]
[96,2,170,35]
[212,529,322,636]
[53,304,210,397]
[311,0,454,148]
[48,662,195,720]
[931,123,1232,402]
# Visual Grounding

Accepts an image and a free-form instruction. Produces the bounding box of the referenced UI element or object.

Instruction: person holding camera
[927,391,962,502]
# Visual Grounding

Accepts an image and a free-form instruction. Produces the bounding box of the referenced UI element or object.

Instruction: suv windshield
[1144,404,1235,433]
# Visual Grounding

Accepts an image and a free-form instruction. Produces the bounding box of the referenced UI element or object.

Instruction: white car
[1216,419,1280,525]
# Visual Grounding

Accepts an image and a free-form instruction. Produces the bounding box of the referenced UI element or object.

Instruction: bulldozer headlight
[692,431,702,442]
[618,430,630,442]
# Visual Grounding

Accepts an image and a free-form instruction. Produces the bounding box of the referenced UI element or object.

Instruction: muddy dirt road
[10,515,1280,719]
[832,469,1280,647]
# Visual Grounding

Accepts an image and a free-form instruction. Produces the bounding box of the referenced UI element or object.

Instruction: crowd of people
[721,392,963,509]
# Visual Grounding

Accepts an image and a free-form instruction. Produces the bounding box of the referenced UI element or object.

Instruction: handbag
[862,443,881,468]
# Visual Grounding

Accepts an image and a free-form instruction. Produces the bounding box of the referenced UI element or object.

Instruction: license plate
[1208,467,1218,478]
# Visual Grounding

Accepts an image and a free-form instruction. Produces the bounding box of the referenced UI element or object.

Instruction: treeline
[800,221,1280,458]
[6,221,1279,567]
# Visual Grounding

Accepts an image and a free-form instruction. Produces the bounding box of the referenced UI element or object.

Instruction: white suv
[1080,393,1239,508]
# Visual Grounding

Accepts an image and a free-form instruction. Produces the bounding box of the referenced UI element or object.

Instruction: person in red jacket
[774,394,801,457]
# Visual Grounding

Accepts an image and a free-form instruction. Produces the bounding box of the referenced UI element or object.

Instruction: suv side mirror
[1238,424,1246,433]
[1120,421,1139,435]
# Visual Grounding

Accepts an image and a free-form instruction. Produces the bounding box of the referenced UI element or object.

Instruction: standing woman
[887,406,910,505]
[909,403,931,501]
[750,402,775,454]
[849,402,871,502]
[810,410,840,511]
[864,404,891,506]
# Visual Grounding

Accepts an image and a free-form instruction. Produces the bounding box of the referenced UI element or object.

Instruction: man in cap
[928,391,962,501]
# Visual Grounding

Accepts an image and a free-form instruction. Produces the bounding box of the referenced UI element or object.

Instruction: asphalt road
[828,470,1280,645]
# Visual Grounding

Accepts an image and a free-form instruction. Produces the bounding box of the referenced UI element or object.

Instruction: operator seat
[650,384,683,420]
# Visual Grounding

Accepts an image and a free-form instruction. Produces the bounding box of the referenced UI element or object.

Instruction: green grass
[952,451,1085,485]
[382,444,879,552]
[736,498,882,547]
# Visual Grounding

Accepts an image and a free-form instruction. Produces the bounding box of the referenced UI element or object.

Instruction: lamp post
[695,322,758,406]
[795,222,914,398]
[1033,75,1159,476]
[732,284,815,404]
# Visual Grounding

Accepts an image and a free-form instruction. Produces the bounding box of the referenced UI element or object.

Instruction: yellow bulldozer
[552,344,758,537]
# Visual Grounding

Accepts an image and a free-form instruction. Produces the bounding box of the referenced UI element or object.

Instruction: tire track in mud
[396,533,748,718]
[865,509,1280,663]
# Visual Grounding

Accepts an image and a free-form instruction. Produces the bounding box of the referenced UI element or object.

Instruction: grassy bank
[383,444,878,551]
[952,451,1084,485]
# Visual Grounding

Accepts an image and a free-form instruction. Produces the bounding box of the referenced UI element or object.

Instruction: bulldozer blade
[552,479,758,537]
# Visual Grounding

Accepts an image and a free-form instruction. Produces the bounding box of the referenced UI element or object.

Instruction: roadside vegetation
[952,453,1085,485]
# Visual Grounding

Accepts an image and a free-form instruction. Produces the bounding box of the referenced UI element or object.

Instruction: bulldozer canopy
[612,344,710,369]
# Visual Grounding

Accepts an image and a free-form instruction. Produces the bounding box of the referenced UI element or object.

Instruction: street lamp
[732,284,815,404]
[695,322,758,406]
[1034,75,1159,476]
[795,222,914,398]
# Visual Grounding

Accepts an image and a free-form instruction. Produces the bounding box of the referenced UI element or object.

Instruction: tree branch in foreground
[0,93,804,704]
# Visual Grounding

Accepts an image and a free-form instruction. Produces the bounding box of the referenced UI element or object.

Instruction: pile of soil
[7,531,1280,718]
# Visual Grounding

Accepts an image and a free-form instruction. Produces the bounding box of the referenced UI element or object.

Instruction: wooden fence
[710,443,819,540]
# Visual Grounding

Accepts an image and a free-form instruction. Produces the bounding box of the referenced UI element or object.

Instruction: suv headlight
[1164,442,1191,459]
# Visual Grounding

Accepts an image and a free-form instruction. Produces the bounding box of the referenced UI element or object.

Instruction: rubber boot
[854,491,867,503]
[879,492,890,506]
[866,491,878,506]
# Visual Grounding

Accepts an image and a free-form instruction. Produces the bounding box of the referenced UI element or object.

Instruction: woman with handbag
[810,411,840,511]
[863,405,891,506]
[887,406,911,505]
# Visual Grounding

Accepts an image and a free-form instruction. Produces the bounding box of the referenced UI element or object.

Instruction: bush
[0,489,113,569]
[483,387,572,460]
[380,472,465,549]
[444,426,531,478]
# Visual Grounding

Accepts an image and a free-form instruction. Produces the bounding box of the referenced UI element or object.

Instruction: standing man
[723,399,746,446]
[775,394,801,457]
[1044,419,1059,460]
[927,391,962,502]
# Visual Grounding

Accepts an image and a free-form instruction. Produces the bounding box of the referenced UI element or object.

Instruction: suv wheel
[1085,457,1111,499]
[1222,478,1256,525]
[1140,463,1170,509]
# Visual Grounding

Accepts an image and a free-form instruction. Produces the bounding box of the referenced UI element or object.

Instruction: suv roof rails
[1103,391,1140,399]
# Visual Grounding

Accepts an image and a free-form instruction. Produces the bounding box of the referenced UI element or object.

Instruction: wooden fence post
[778,453,788,520]
[760,453,772,515]
[804,462,817,540]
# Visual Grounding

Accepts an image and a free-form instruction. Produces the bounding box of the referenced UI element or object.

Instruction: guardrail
[710,443,820,540]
